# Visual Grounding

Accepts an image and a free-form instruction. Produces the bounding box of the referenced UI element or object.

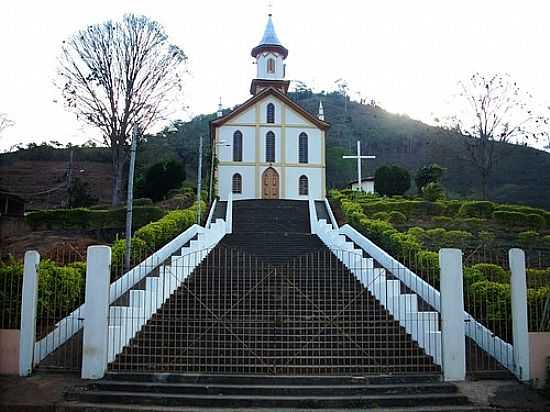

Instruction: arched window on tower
[299,132,308,163]
[265,131,275,162]
[233,130,242,162]
[266,103,275,124]
[267,58,275,74]
[232,173,242,194]
[299,175,309,196]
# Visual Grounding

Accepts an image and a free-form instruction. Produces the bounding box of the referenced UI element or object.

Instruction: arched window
[299,132,308,163]
[299,175,309,196]
[232,173,242,194]
[265,131,275,162]
[232,130,242,162]
[266,103,275,124]
[267,58,275,74]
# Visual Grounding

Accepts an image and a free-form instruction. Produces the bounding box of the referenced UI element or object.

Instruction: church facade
[211,14,329,201]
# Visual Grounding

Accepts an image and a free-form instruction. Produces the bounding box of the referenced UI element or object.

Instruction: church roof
[210,87,330,138]
[251,14,288,58]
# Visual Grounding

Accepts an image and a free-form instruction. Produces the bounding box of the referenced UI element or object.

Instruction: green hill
[3,91,550,209]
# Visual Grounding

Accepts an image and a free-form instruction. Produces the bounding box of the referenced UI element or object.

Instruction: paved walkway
[1,373,549,411]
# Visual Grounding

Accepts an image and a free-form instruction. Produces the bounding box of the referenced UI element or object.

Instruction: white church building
[211,13,330,201]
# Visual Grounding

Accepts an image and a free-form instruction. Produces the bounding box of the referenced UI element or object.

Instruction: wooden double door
[262,167,279,199]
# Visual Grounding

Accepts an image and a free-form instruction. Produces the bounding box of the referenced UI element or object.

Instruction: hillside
[2,91,550,209]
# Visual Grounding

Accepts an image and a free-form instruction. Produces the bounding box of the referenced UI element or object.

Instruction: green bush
[407,226,426,242]
[464,267,485,287]
[374,165,411,196]
[26,206,164,230]
[479,231,496,246]
[426,228,447,244]
[432,216,452,226]
[457,201,495,219]
[0,258,84,328]
[387,211,407,225]
[415,164,446,193]
[144,160,186,201]
[471,263,509,283]
[133,198,153,206]
[518,230,540,249]
[457,217,487,232]
[443,230,474,247]
[469,280,511,320]
[526,268,550,288]
[371,211,389,221]
[493,211,545,229]
[421,182,446,202]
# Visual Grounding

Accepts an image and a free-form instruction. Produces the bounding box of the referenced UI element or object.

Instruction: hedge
[26,206,165,230]
[471,263,509,283]
[493,211,545,230]
[0,258,85,329]
[457,201,495,219]
[111,201,205,272]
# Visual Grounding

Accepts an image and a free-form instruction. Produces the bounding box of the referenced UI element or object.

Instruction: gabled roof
[210,87,330,139]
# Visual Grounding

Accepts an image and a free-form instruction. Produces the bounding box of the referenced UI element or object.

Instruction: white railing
[34,220,228,365]
[205,198,217,228]
[317,220,514,372]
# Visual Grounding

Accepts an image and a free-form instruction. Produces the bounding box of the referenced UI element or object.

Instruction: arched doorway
[262,167,279,199]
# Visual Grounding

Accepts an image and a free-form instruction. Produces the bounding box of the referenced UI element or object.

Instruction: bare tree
[0,113,14,137]
[442,73,548,199]
[57,14,187,205]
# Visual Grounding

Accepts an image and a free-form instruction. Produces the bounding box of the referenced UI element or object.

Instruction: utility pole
[196,135,203,225]
[124,126,139,271]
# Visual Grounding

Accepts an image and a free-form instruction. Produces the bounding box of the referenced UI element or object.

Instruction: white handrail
[227,192,233,234]
[205,198,217,228]
[308,198,317,234]
[34,224,203,363]
[324,198,339,229]
[338,224,514,371]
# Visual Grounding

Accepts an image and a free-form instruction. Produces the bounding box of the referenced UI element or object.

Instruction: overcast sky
[0,0,549,151]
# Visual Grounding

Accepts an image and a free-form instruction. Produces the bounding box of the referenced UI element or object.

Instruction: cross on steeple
[342,141,376,192]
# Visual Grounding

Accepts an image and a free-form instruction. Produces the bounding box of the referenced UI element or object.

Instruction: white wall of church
[218,125,256,162]
[228,107,256,124]
[259,98,282,124]
[256,52,284,80]
[286,108,312,126]
[285,167,323,200]
[218,165,256,200]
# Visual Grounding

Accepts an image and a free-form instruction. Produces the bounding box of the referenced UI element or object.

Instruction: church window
[266,103,275,123]
[299,132,308,163]
[265,131,275,162]
[299,175,309,196]
[232,173,242,194]
[233,130,242,162]
[267,58,275,74]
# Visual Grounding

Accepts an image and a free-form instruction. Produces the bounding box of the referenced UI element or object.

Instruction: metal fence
[107,245,442,376]
[0,259,23,330]
[525,250,550,333]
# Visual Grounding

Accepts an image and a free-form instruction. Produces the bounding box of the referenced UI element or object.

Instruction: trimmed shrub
[443,230,474,247]
[421,182,446,202]
[372,212,389,221]
[426,228,446,244]
[464,267,485,287]
[133,198,153,206]
[458,201,495,219]
[494,211,545,229]
[471,263,509,283]
[432,216,452,226]
[518,231,540,249]
[526,268,550,288]
[387,211,407,225]
[407,227,426,242]
[479,231,496,246]
[144,160,186,201]
[469,280,511,320]
[374,165,411,196]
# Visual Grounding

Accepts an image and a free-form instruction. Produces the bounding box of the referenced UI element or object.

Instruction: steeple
[250,13,290,95]
[217,97,223,118]
[318,101,325,121]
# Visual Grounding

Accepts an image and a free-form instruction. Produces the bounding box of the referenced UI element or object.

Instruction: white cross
[342,140,376,192]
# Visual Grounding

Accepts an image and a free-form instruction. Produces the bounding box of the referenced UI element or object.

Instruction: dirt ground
[1,373,550,411]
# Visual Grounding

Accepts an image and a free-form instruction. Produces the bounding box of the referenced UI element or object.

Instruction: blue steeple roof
[251,14,288,58]
[258,14,282,46]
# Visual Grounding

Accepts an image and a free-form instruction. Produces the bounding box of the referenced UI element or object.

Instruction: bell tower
[250,13,290,95]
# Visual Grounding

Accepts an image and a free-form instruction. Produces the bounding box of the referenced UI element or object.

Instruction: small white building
[349,178,375,194]
[210,14,330,201]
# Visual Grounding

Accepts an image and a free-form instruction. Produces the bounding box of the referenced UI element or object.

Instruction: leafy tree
[415,164,446,192]
[144,160,186,201]
[440,73,549,199]
[57,14,187,206]
[421,182,446,201]
[374,165,411,196]
[67,177,98,208]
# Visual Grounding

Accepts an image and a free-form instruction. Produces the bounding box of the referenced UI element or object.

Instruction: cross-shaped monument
[342,140,376,192]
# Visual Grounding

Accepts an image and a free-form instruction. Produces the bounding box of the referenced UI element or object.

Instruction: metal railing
[107,244,442,376]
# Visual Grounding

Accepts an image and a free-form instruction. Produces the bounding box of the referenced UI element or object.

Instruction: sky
[0,0,549,151]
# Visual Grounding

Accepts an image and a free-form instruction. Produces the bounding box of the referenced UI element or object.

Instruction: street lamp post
[124,126,139,271]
